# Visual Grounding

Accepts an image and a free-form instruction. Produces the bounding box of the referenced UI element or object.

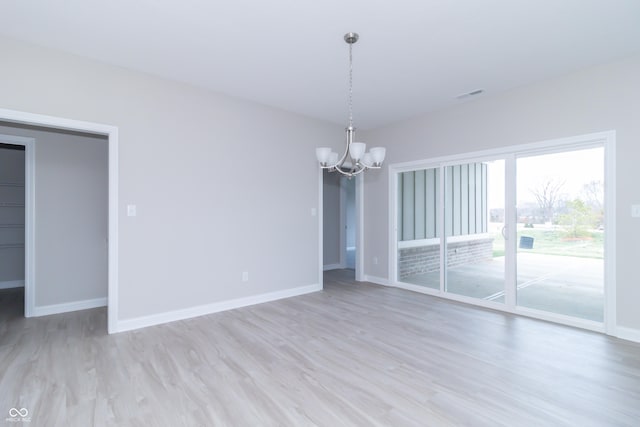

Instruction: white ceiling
[2,0,640,129]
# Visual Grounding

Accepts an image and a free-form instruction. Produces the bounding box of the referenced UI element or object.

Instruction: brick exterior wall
[399,237,494,279]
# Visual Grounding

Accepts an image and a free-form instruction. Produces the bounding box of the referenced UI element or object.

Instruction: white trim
[323,263,342,271]
[615,326,640,343]
[33,297,107,317]
[438,166,446,293]
[117,283,322,333]
[0,108,119,333]
[388,170,398,286]
[355,174,364,281]
[391,131,614,172]
[339,176,347,268]
[504,154,517,307]
[363,275,389,286]
[108,128,119,334]
[25,137,35,317]
[398,233,493,249]
[318,168,324,288]
[0,280,24,289]
[0,133,35,316]
[604,133,616,335]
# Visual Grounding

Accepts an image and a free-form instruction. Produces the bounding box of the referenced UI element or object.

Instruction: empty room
[1,1,640,426]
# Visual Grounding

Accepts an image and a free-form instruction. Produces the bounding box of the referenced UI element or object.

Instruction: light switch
[127,204,137,217]
[632,205,640,218]
[311,208,317,216]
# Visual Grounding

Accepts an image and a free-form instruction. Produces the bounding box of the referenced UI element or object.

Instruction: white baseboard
[116,283,322,333]
[0,280,24,290]
[615,326,640,343]
[323,263,342,271]
[33,297,107,317]
[363,275,389,286]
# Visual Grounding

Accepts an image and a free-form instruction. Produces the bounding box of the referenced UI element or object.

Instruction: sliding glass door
[444,160,506,303]
[397,168,441,290]
[516,148,604,322]
[396,159,507,301]
[394,136,609,330]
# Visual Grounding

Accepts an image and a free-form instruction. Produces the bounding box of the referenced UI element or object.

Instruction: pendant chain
[348,41,353,128]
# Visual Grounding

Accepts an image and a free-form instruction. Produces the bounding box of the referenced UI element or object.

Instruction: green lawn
[491,227,604,259]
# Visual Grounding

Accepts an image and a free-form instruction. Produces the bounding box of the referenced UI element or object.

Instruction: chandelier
[316,32,386,177]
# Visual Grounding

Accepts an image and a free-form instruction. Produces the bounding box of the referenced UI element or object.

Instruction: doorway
[322,170,363,281]
[344,176,356,270]
[0,123,108,318]
[391,131,614,333]
[0,108,118,333]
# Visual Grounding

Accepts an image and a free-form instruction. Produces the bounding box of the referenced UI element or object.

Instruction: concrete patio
[401,252,604,322]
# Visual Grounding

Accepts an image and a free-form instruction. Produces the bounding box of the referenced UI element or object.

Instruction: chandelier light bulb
[328,152,339,166]
[349,142,366,161]
[370,147,386,165]
[362,153,373,167]
[316,147,331,164]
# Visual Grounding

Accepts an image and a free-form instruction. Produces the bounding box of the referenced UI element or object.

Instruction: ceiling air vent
[456,89,484,100]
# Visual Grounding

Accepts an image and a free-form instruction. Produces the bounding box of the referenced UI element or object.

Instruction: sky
[486,147,604,209]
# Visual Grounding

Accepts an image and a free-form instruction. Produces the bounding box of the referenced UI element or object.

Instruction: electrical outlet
[632,205,640,218]
[242,272,249,282]
[373,256,378,265]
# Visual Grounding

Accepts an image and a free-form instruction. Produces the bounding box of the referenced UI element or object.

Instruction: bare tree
[581,180,604,227]
[581,180,604,212]
[530,178,565,223]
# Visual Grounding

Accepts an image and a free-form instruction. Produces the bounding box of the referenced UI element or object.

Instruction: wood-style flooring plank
[1,271,639,426]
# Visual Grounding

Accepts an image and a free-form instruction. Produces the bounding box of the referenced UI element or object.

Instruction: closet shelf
[0,202,25,207]
[0,182,25,187]
[0,243,24,249]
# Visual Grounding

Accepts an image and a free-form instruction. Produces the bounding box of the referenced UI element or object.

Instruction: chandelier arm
[350,166,369,176]
[334,163,366,177]
[333,131,352,168]
[333,165,354,177]
[328,125,355,169]
[350,160,358,175]
[343,164,368,177]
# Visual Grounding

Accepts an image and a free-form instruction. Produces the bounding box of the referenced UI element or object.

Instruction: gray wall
[0,146,25,286]
[362,54,640,333]
[0,124,108,306]
[0,35,340,322]
[323,170,341,267]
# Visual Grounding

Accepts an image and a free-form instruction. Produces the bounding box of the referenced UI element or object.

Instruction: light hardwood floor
[1,270,639,426]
